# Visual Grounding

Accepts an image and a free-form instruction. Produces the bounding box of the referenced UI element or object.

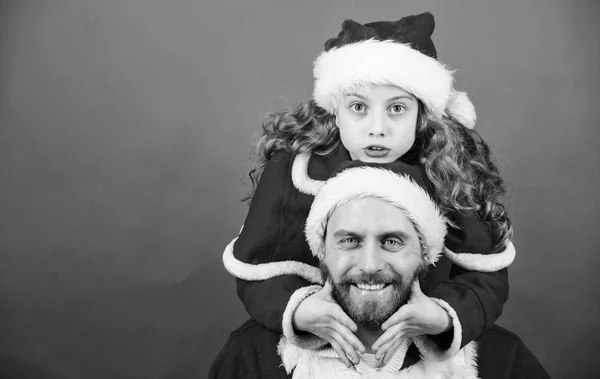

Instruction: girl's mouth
[364,145,390,158]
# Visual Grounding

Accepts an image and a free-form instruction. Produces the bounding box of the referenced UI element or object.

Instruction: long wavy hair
[243,98,513,249]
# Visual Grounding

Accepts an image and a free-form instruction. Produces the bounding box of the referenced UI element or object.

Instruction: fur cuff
[282,285,329,349]
[413,298,462,361]
[222,236,323,284]
[291,152,324,196]
[444,240,516,272]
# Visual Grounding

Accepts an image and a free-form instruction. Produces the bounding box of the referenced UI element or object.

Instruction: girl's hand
[293,281,366,368]
[372,281,451,364]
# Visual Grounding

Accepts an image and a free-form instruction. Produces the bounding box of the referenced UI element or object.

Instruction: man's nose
[358,244,385,274]
[368,113,386,137]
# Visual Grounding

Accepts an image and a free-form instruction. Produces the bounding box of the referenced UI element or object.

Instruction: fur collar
[277,337,479,378]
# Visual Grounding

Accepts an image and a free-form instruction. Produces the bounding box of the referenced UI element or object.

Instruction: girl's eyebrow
[345,93,367,100]
[344,94,415,102]
[388,95,415,102]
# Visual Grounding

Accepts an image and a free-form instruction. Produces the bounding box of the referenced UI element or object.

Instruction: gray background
[1,0,598,378]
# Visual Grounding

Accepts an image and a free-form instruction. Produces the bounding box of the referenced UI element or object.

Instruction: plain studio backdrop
[0,0,598,378]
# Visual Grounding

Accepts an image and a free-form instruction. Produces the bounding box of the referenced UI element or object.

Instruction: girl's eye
[389,104,406,114]
[351,103,366,113]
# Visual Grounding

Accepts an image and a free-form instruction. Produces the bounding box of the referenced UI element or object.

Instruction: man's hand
[293,281,366,368]
[372,281,451,363]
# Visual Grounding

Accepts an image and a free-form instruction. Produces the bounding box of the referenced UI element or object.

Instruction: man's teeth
[356,283,386,291]
[369,147,384,150]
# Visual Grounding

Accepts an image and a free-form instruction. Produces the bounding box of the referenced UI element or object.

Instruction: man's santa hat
[313,12,477,129]
[305,160,447,266]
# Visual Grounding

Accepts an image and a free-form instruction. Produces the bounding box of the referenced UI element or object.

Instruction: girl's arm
[419,211,510,358]
[230,150,315,333]
[227,151,365,365]
[236,275,312,333]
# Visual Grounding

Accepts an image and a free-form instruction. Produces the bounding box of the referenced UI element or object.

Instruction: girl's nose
[368,114,386,136]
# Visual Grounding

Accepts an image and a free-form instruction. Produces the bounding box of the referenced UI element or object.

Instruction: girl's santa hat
[313,13,477,129]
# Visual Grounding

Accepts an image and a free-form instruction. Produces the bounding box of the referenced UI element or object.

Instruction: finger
[332,321,366,353]
[321,280,334,293]
[330,330,360,364]
[329,304,358,332]
[372,323,405,352]
[375,332,405,361]
[383,339,404,365]
[382,307,413,331]
[329,339,353,368]
[409,280,424,300]
[400,326,422,338]
[372,323,403,351]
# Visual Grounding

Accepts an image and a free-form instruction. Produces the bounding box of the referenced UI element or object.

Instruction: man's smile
[356,283,387,291]
[350,283,393,297]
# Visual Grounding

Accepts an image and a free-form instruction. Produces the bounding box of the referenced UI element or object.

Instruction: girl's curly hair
[243,98,512,249]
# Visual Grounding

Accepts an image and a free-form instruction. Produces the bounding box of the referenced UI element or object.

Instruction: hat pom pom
[446,91,476,129]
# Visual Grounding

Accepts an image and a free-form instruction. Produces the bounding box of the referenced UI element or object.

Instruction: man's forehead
[327,197,417,235]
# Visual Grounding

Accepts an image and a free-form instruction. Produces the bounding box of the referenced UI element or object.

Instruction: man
[210,161,549,378]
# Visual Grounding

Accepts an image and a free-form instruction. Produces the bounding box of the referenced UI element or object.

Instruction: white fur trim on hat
[313,39,454,118]
[444,240,516,272]
[305,166,447,265]
[446,90,477,129]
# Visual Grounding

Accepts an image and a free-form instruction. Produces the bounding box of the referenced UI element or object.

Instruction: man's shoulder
[227,319,283,351]
[210,319,288,379]
[479,324,524,347]
[477,325,550,379]
[229,319,278,338]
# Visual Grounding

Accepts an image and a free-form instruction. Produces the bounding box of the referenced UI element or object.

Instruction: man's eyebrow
[378,230,412,240]
[332,229,363,238]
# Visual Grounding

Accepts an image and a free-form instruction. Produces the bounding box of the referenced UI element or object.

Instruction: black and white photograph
[0,1,598,378]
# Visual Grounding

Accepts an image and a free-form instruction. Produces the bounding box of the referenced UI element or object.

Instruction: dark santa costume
[211,162,548,378]
[223,12,516,363]
[209,319,549,379]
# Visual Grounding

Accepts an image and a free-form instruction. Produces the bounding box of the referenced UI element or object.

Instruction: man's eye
[389,104,406,114]
[340,237,359,247]
[383,239,403,251]
[351,103,366,112]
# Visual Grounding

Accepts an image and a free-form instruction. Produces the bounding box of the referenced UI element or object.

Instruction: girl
[222,12,515,368]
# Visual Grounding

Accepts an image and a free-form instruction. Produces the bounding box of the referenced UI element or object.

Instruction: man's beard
[321,263,426,328]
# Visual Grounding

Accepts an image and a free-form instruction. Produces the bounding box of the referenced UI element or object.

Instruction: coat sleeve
[418,211,510,360]
[230,151,318,334]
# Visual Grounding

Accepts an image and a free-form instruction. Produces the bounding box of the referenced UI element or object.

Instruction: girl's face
[336,85,419,163]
